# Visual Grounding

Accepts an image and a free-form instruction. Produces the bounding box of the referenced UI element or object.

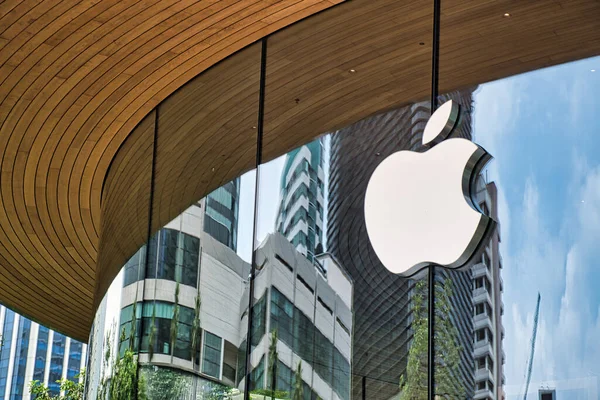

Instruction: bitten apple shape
[364,100,495,276]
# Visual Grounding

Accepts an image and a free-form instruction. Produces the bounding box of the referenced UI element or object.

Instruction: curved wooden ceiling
[1,0,599,342]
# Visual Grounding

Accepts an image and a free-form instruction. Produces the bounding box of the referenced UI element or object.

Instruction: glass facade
[72,4,600,400]
[33,326,49,382]
[48,333,65,395]
[0,310,15,396]
[9,318,30,400]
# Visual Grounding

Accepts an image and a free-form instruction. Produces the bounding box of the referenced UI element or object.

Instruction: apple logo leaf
[364,100,496,277]
[422,99,460,147]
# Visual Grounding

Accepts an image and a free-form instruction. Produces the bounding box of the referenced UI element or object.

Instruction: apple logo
[364,100,496,277]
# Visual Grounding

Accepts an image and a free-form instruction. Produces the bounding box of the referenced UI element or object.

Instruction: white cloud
[503,162,600,396]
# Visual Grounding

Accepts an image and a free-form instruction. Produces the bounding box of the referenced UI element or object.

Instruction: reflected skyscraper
[327,91,504,399]
[201,178,241,251]
[276,138,326,262]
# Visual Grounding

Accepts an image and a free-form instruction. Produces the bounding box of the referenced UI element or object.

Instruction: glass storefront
[76,3,600,400]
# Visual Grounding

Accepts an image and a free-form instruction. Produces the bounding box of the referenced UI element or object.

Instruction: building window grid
[202,331,222,378]
[0,311,16,396]
[9,318,31,399]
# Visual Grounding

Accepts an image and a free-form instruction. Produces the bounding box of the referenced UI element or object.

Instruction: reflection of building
[246,233,353,400]
[200,178,241,251]
[97,174,351,398]
[473,180,505,400]
[276,138,326,262]
[0,306,87,399]
[327,91,504,399]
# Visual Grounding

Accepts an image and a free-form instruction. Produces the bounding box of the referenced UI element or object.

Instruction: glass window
[33,326,49,382]
[333,348,350,400]
[202,331,222,378]
[270,287,294,347]
[10,317,31,399]
[0,310,16,395]
[314,329,333,385]
[49,333,66,395]
[67,341,83,381]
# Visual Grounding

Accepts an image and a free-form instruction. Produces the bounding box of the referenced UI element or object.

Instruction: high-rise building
[0,306,87,400]
[88,183,352,399]
[201,178,241,251]
[473,180,506,400]
[327,91,504,399]
[276,138,326,262]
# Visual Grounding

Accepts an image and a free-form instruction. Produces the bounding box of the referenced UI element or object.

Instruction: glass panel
[259,2,434,399]
[438,2,600,394]
[86,42,261,400]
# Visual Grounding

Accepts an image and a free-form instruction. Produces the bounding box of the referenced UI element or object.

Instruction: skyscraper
[201,178,241,251]
[0,306,87,400]
[326,90,504,399]
[276,138,326,262]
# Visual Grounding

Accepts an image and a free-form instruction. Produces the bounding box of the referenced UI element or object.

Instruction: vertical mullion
[243,36,268,399]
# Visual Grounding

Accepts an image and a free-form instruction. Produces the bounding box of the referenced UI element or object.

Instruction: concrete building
[247,233,353,400]
[0,306,87,400]
[88,186,352,399]
[276,138,326,262]
[472,180,505,400]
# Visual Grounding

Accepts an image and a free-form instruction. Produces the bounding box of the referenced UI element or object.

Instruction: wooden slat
[1,0,599,342]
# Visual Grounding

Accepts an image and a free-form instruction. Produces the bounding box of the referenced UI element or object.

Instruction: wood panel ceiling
[1,0,599,341]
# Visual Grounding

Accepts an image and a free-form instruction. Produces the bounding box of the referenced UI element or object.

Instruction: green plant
[191,291,201,366]
[398,278,465,399]
[30,369,85,400]
[268,329,278,400]
[170,282,180,357]
[95,319,147,400]
[291,361,303,400]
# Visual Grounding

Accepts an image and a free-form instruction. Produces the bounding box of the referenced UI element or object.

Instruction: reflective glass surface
[84,4,600,399]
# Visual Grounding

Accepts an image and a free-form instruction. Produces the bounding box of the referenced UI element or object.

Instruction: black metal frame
[243,36,269,398]
[428,0,442,399]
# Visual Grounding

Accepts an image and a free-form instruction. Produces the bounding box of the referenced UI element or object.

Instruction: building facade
[326,91,505,399]
[472,180,505,400]
[200,178,241,252]
[87,180,352,399]
[0,306,86,400]
[276,138,326,262]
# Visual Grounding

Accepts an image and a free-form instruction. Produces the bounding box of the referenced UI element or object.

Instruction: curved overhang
[0,0,599,342]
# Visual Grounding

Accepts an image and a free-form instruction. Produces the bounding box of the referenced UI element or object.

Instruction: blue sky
[474,56,600,398]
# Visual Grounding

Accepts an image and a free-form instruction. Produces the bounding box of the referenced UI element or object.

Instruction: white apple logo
[364,100,495,276]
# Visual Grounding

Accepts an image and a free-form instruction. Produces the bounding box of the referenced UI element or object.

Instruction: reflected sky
[475,56,600,398]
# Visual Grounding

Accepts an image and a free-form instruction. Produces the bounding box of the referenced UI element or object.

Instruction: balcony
[474,314,493,331]
[474,340,495,360]
[475,367,494,385]
[474,388,493,400]
[473,287,493,307]
[472,262,493,283]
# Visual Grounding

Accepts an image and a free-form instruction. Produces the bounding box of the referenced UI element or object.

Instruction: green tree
[170,282,180,357]
[30,370,85,400]
[268,329,279,400]
[398,278,465,399]
[191,291,201,367]
[291,361,303,400]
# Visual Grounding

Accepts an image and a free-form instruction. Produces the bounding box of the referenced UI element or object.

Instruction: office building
[276,138,326,262]
[88,198,352,399]
[200,178,241,252]
[0,306,86,400]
